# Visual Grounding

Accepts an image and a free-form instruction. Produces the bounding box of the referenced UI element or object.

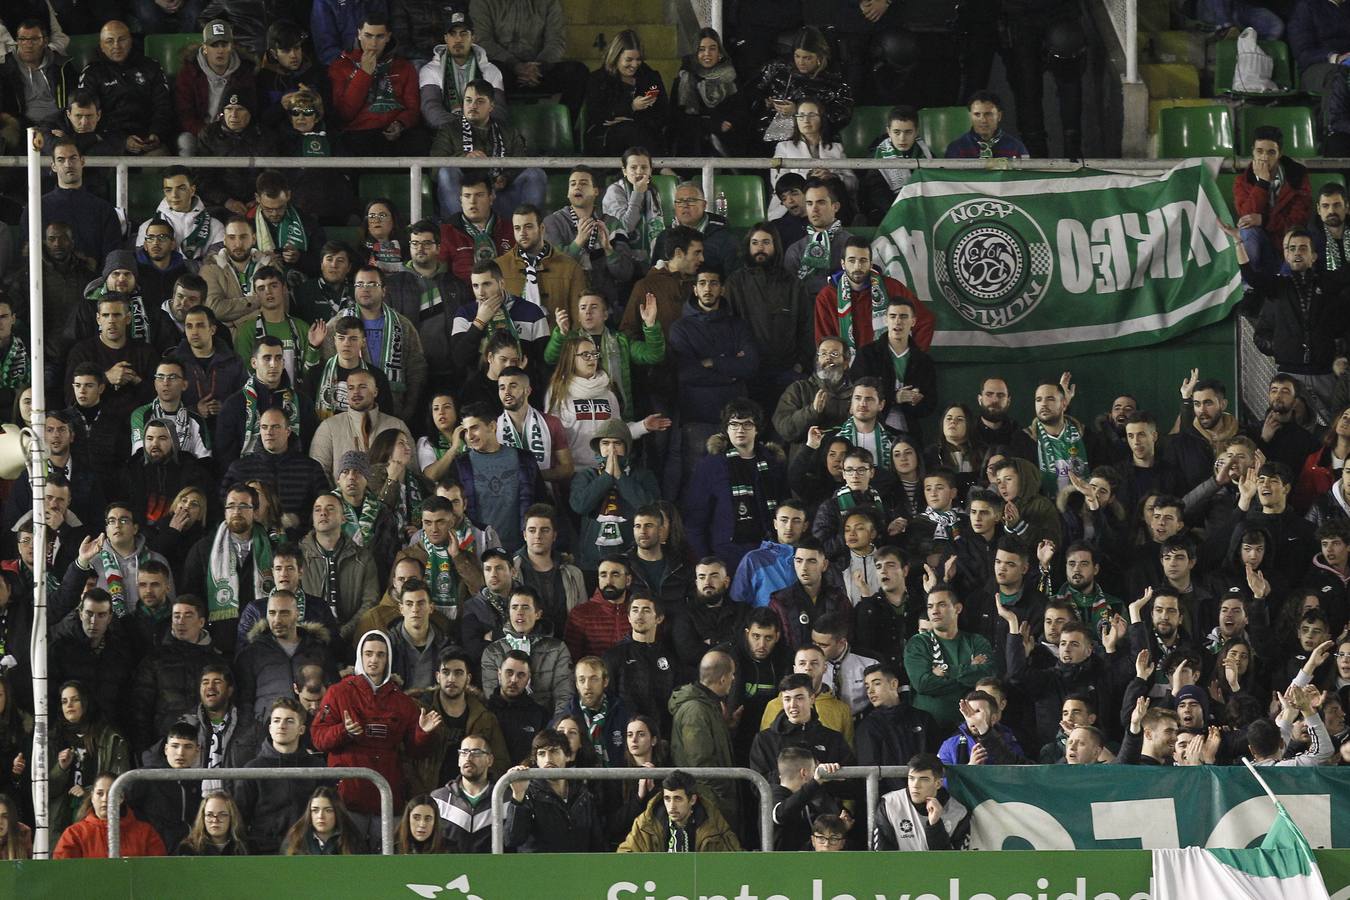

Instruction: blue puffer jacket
[667,299,760,424]
[683,433,787,574]
[1288,0,1350,73]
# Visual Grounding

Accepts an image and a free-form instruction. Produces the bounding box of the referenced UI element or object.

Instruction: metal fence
[817,765,912,850]
[106,766,394,857]
[489,766,775,853]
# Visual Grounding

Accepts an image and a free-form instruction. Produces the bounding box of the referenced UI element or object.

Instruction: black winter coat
[505,781,606,852]
[129,635,223,753]
[49,612,137,732]
[1240,264,1350,374]
[749,710,855,778]
[231,741,329,854]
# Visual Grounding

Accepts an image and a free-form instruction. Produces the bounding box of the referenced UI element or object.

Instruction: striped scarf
[0,335,28,388]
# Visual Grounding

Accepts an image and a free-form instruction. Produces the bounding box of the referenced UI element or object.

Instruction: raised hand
[1245,565,1270,600]
[1128,586,1154,623]
[418,708,444,733]
[554,306,571,334]
[1036,539,1056,569]
[1180,368,1199,400]
[958,697,989,736]
[1059,371,1076,406]
[1130,695,1149,733]
[926,796,944,825]
[1135,648,1155,682]
[343,710,364,736]
[640,292,659,327]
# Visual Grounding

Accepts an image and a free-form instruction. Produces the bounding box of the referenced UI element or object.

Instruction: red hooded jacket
[328,48,420,133]
[1233,157,1311,247]
[310,631,435,814]
[439,214,517,282]
[813,273,934,352]
[53,809,166,859]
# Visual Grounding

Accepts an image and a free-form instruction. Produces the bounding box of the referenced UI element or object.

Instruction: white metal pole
[25,127,50,859]
[1125,0,1139,84]
[710,0,723,37]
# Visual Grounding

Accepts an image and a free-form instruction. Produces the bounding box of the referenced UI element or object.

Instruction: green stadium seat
[1215,172,1238,218]
[145,33,200,78]
[711,174,765,229]
[509,102,574,156]
[1213,38,1295,94]
[545,172,572,211]
[840,106,891,158]
[65,34,101,72]
[1238,105,1318,157]
[1157,105,1234,158]
[128,170,165,224]
[850,225,879,242]
[358,172,435,225]
[324,226,364,250]
[918,106,969,156]
[1309,172,1346,199]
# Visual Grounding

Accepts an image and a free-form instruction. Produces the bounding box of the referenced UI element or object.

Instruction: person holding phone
[583,30,669,155]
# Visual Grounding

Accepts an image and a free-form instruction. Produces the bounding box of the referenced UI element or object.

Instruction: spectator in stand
[545,334,667,470]
[431,80,544,220]
[311,0,383,65]
[771,174,810,249]
[18,140,120,265]
[257,20,330,129]
[945,91,1029,159]
[1233,126,1311,276]
[669,266,760,429]
[584,30,668,156]
[78,20,173,155]
[1288,0,1350,124]
[671,28,744,157]
[749,27,853,146]
[328,13,426,156]
[861,106,933,222]
[0,17,72,137]
[176,20,257,156]
[195,93,275,213]
[135,167,224,266]
[419,10,506,132]
[281,786,367,854]
[276,90,359,223]
[503,729,605,852]
[601,146,666,268]
[469,0,588,120]
[496,205,584,322]
[783,179,853,299]
[53,773,165,859]
[767,99,857,222]
[875,754,969,850]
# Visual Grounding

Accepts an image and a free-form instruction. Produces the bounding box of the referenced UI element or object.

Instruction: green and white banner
[871,159,1242,361]
[945,765,1350,851]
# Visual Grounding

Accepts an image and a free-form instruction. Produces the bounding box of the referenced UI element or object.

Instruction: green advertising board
[4,850,1350,900]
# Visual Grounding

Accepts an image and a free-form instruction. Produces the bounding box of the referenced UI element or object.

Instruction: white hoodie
[136,197,225,262]
[418,43,505,130]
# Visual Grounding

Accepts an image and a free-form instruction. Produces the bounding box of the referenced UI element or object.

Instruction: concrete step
[566,0,667,25]
[1140,62,1200,99]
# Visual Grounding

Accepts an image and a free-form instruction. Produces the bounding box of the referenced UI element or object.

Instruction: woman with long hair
[150,485,210,573]
[877,435,927,539]
[282,786,366,855]
[395,794,448,854]
[652,500,691,566]
[361,198,405,274]
[367,429,431,538]
[766,97,856,219]
[416,392,464,482]
[1295,405,1350,513]
[49,681,130,841]
[177,791,249,856]
[0,793,31,859]
[584,30,669,155]
[9,385,32,428]
[545,333,666,469]
[246,479,285,542]
[52,773,165,858]
[671,28,744,156]
[925,403,985,499]
[1210,637,1260,705]
[1057,466,1128,575]
[750,26,853,145]
[606,716,670,845]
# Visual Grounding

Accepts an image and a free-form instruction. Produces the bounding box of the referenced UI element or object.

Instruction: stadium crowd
[0,0,1345,862]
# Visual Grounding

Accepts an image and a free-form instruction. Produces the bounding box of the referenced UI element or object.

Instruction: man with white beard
[772,336,853,465]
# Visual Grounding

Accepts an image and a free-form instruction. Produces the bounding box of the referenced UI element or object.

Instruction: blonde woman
[177,791,249,856]
[584,30,668,155]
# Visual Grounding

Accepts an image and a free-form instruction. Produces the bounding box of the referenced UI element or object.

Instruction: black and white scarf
[461,115,506,180]
[516,243,552,309]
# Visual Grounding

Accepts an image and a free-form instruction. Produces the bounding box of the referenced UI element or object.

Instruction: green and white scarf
[205,524,273,622]
[393,469,426,532]
[253,314,304,379]
[315,356,366,420]
[502,630,534,654]
[835,417,894,465]
[339,304,405,391]
[1326,229,1350,271]
[335,489,383,546]
[632,188,665,259]
[462,214,500,267]
[300,130,331,157]
[461,115,506,181]
[833,270,886,356]
[797,220,841,281]
[241,377,302,456]
[441,53,479,112]
[99,541,149,618]
[0,335,28,389]
[365,57,400,113]
[498,407,552,469]
[177,208,214,259]
[977,130,1005,159]
[727,444,775,530]
[833,484,884,513]
[422,530,463,616]
[873,137,924,192]
[90,287,151,343]
[582,696,610,761]
[1032,418,1088,495]
[255,205,308,254]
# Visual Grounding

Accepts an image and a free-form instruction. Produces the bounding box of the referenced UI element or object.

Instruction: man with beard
[848,296,937,442]
[65,296,159,424]
[122,419,211,532]
[1311,182,1350,272]
[1011,376,1090,497]
[1126,589,1193,700]
[183,483,275,655]
[481,586,574,713]
[626,504,693,611]
[200,217,279,332]
[669,266,760,430]
[215,337,318,471]
[495,205,585,325]
[603,594,678,729]
[814,237,928,363]
[486,650,551,763]
[1002,607,1118,747]
[1247,373,1321,474]
[784,181,852,300]
[727,610,791,758]
[542,166,636,311]
[131,360,212,463]
[726,223,816,417]
[167,303,248,430]
[773,337,853,465]
[431,734,500,853]
[1173,371,1241,490]
[385,221,470,327]
[565,556,635,660]
[408,646,511,794]
[1043,541,1121,629]
[134,219,194,316]
[496,367,571,484]
[1085,394,1137,469]
[974,377,1019,448]
[673,558,743,677]
[308,369,410,482]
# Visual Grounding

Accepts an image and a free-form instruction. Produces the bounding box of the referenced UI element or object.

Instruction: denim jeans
[436,166,547,219]
[1197,0,1285,39]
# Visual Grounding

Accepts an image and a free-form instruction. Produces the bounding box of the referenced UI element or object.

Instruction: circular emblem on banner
[216,585,234,605]
[932,197,1053,330]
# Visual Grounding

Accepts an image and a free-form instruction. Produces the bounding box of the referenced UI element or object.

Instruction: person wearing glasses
[182,483,276,653]
[653,182,741,277]
[766,99,857,222]
[0,17,71,145]
[132,219,195,319]
[58,501,170,622]
[430,733,498,852]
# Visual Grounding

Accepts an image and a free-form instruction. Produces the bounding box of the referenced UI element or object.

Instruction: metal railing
[106,766,394,857]
[817,765,910,850]
[490,766,775,853]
